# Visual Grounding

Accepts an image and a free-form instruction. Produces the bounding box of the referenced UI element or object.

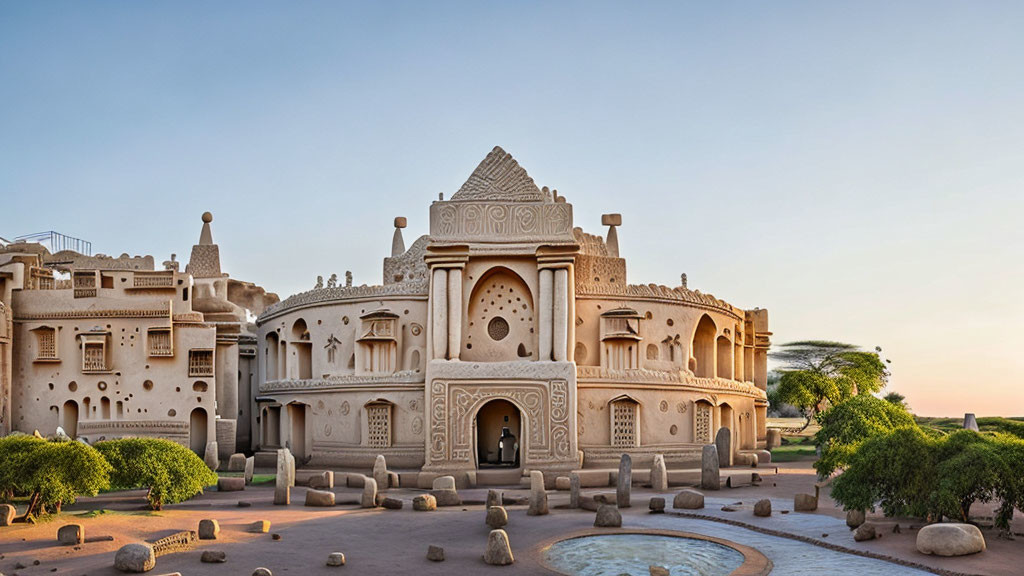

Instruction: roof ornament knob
[601,213,622,258]
[392,217,407,256]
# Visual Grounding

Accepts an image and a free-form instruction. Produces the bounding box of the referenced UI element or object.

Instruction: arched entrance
[692,314,716,378]
[189,407,208,454]
[475,399,521,468]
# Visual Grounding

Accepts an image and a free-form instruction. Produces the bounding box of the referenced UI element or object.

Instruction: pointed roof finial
[199,212,214,245]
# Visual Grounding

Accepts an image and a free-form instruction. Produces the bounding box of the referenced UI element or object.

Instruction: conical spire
[199,211,214,245]
[186,211,222,278]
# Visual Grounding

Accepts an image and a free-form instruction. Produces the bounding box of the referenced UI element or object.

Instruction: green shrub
[814,394,918,477]
[0,434,111,517]
[831,428,1024,531]
[96,438,217,510]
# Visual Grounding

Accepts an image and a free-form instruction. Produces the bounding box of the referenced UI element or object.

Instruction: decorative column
[447,268,462,360]
[538,269,553,361]
[553,268,568,361]
[431,268,448,360]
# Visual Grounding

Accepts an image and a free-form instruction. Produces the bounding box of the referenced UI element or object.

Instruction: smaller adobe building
[254,147,770,476]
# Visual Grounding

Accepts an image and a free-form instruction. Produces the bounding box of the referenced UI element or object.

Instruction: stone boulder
[673,489,704,510]
[217,477,245,492]
[326,552,346,566]
[0,503,15,526]
[794,493,817,511]
[854,522,877,542]
[305,489,336,507]
[114,543,156,573]
[594,504,623,528]
[201,550,227,563]
[253,569,272,576]
[486,489,502,509]
[555,476,571,491]
[483,529,514,565]
[382,497,403,510]
[249,520,271,533]
[753,499,772,517]
[432,475,456,491]
[846,509,866,528]
[309,471,334,489]
[649,497,665,514]
[413,494,437,511]
[427,545,445,562]
[650,566,670,576]
[227,453,246,471]
[57,523,84,545]
[916,523,986,556]
[486,505,508,529]
[430,489,462,507]
[198,519,220,540]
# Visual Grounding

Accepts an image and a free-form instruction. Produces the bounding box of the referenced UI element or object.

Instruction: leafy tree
[96,438,218,510]
[0,434,111,518]
[930,431,1003,523]
[814,394,917,477]
[830,426,936,518]
[771,341,890,428]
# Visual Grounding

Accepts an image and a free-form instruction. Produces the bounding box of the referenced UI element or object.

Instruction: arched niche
[716,335,733,379]
[691,314,716,378]
[464,267,534,362]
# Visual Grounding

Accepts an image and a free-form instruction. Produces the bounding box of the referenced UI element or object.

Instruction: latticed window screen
[36,329,56,359]
[148,330,172,356]
[695,403,712,444]
[612,401,637,447]
[83,343,105,371]
[189,350,214,376]
[367,404,391,448]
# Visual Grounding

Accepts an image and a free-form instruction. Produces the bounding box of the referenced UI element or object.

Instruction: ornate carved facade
[254,147,771,473]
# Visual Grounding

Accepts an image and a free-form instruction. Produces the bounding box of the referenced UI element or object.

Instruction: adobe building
[0,215,276,461]
[254,147,771,475]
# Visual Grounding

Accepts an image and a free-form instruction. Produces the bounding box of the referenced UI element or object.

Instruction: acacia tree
[813,394,917,477]
[771,341,890,428]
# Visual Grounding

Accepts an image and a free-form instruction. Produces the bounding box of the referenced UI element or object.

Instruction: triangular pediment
[450,146,551,203]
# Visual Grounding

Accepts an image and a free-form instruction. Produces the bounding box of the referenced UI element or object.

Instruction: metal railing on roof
[11,231,92,255]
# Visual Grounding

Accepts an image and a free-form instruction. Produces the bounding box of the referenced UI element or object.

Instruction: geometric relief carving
[429,379,571,465]
[430,202,573,242]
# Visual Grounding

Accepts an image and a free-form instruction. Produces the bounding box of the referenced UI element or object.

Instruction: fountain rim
[536,528,773,576]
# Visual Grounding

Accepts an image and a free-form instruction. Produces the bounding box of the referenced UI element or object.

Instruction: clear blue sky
[2,1,1022,416]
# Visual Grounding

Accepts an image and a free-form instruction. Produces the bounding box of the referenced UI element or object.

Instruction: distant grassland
[915,416,1024,438]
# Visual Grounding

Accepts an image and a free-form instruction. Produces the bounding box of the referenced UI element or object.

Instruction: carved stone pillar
[538,268,553,361]
[447,268,462,360]
[431,268,448,360]
[553,268,568,362]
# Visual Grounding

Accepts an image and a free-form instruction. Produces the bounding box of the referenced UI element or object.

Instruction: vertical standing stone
[373,455,388,489]
[204,441,219,471]
[765,429,782,450]
[715,427,732,468]
[244,456,255,485]
[361,477,378,508]
[527,470,548,516]
[701,445,720,491]
[274,448,292,505]
[616,454,632,508]
[963,413,979,431]
[650,454,668,491]
[569,473,581,509]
